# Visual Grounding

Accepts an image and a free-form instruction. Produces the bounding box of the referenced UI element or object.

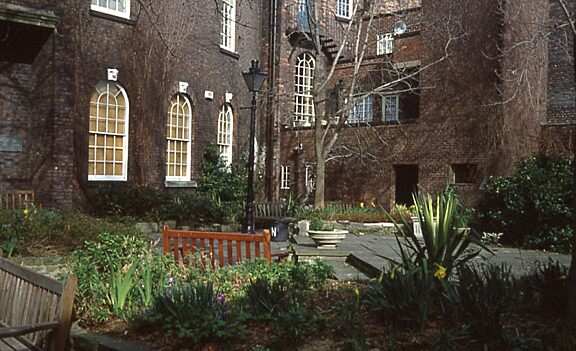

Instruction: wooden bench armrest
[0,322,59,338]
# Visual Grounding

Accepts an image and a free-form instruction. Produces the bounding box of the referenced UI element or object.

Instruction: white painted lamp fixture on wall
[225,92,233,103]
[107,68,119,81]
[179,82,189,94]
[204,90,214,100]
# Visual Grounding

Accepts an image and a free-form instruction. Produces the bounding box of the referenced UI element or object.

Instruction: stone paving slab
[291,233,573,279]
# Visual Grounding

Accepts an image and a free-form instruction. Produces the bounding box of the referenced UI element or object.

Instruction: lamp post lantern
[242,60,267,233]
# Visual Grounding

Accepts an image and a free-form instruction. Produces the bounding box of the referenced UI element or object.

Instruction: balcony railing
[284,2,353,61]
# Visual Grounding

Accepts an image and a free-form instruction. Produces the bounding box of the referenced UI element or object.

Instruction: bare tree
[283,1,464,208]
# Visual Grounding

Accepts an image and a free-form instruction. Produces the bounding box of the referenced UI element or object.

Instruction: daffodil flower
[434,265,446,279]
[360,202,364,208]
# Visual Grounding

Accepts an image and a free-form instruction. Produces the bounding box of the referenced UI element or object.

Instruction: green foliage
[388,189,485,278]
[106,260,140,318]
[0,208,142,256]
[440,264,516,348]
[89,185,170,220]
[71,232,177,323]
[514,259,569,318]
[366,266,436,329]
[148,281,232,344]
[335,287,368,351]
[475,155,573,252]
[309,218,324,231]
[0,237,17,257]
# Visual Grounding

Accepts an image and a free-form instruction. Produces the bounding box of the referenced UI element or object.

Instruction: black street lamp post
[242,60,267,233]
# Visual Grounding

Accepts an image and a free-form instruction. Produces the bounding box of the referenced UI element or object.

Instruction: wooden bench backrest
[0,191,35,210]
[0,258,76,350]
[163,226,271,269]
[254,202,286,219]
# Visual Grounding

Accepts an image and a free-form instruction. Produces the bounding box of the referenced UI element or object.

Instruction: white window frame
[218,104,234,167]
[88,81,129,181]
[90,0,130,19]
[383,95,399,122]
[281,165,291,190]
[166,94,192,182]
[336,0,352,19]
[294,53,316,126]
[348,95,374,124]
[220,0,236,52]
[377,33,394,55]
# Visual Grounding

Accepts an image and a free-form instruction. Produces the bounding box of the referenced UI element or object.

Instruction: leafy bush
[441,264,516,348]
[148,281,233,344]
[71,232,177,323]
[514,259,569,318]
[388,190,485,278]
[89,185,170,220]
[366,266,436,329]
[0,208,143,255]
[475,155,573,252]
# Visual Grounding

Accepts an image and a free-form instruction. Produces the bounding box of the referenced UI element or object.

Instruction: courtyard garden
[0,153,574,350]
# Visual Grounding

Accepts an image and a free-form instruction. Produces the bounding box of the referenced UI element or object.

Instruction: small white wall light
[225,92,233,103]
[204,90,214,100]
[179,82,189,94]
[107,68,119,81]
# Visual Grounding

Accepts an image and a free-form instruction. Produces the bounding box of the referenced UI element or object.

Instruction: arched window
[166,94,192,181]
[294,53,315,125]
[88,81,129,181]
[217,104,234,167]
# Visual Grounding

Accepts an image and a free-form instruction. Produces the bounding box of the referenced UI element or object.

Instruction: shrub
[475,155,573,252]
[71,232,178,324]
[441,264,516,348]
[0,208,142,255]
[148,281,233,344]
[388,189,485,278]
[366,266,436,329]
[89,185,170,220]
[514,259,569,318]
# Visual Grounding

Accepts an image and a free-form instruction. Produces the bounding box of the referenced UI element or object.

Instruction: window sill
[165,180,198,188]
[335,15,351,23]
[220,47,239,60]
[90,9,135,25]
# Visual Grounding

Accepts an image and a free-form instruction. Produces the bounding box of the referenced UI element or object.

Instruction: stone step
[71,327,152,351]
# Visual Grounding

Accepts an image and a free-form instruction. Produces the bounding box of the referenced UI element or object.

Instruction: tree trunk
[567,27,576,332]
[314,149,325,209]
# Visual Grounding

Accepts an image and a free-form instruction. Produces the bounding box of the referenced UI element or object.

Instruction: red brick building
[0,0,263,209]
[0,0,572,210]
[267,0,551,208]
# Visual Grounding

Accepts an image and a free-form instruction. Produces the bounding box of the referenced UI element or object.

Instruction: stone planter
[308,230,348,249]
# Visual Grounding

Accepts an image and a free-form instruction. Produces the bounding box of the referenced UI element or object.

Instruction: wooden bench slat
[0,258,76,350]
[227,240,233,266]
[0,322,59,339]
[0,261,62,294]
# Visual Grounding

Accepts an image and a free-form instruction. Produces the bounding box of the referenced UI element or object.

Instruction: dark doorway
[394,165,418,205]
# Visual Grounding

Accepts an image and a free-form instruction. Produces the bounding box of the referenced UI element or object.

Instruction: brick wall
[0,0,264,209]
[273,0,548,208]
[541,0,576,157]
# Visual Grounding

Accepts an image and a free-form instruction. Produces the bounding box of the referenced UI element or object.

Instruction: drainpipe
[265,0,278,201]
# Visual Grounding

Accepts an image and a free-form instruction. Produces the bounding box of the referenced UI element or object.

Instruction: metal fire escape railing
[284,1,353,62]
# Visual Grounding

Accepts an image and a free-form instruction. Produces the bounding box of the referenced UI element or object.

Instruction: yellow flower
[354,287,360,296]
[371,201,376,208]
[360,202,364,208]
[559,275,567,280]
[23,209,29,216]
[434,265,446,280]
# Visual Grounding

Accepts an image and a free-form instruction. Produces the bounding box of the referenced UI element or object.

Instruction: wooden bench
[163,226,288,268]
[0,191,35,210]
[0,258,76,351]
[254,201,289,229]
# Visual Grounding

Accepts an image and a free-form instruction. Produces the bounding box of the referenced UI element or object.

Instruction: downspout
[265,0,278,201]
